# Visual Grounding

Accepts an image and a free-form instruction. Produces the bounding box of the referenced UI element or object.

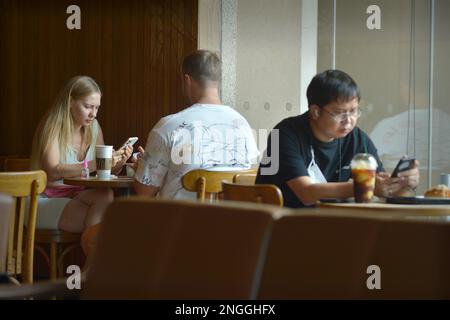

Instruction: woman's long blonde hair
[31,76,102,169]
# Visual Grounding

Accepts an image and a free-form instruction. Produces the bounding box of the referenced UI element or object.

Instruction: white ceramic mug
[95,145,113,180]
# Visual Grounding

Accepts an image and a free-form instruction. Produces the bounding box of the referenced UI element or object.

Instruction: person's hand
[129,146,145,171]
[132,146,145,162]
[396,159,420,194]
[112,145,133,169]
[375,172,403,198]
[375,160,420,197]
[112,150,123,168]
[123,145,133,161]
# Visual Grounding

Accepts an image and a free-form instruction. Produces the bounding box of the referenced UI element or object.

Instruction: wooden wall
[0,0,198,156]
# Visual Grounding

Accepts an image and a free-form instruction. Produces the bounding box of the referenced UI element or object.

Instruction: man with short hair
[256,70,419,208]
[134,50,258,199]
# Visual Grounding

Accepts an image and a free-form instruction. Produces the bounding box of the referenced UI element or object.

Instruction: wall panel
[0,0,198,156]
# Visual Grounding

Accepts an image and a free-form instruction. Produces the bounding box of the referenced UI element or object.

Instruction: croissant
[424,185,450,198]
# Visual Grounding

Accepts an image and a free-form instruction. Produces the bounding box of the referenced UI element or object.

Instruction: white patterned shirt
[135,104,259,199]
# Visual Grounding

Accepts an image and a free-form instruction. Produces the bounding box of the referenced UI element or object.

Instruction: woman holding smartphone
[30,76,133,233]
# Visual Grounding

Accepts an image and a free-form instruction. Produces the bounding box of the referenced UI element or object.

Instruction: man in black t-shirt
[256,70,419,208]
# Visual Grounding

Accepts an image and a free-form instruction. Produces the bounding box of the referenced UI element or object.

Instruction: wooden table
[63,176,134,196]
[317,201,450,221]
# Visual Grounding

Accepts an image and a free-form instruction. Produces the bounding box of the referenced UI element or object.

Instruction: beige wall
[234,0,302,133]
[198,0,317,133]
[198,0,317,154]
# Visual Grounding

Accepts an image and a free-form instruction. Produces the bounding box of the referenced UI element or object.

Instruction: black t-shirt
[256,111,384,208]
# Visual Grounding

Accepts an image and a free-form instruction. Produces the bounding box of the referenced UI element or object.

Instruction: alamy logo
[66,5,81,30]
[366,5,381,30]
[167,121,280,175]
[366,265,381,290]
[66,265,81,290]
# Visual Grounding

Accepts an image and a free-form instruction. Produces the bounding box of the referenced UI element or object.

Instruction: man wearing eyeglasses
[256,70,420,208]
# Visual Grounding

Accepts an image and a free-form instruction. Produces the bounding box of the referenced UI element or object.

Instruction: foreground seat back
[84,198,278,299]
[259,214,450,299]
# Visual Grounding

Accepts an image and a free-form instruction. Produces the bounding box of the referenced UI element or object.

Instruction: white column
[221,0,238,107]
[299,0,318,113]
[198,0,221,52]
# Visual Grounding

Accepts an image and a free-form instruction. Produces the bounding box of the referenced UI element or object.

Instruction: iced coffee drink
[351,153,378,203]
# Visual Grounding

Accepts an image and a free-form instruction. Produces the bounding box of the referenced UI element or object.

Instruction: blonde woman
[31,76,132,233]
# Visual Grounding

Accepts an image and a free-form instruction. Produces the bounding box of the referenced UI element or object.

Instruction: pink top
[42,119,99,199]
[44,185,85,198]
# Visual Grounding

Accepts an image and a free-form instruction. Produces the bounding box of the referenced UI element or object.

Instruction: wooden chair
[34,230,81,280]
[83,198,278,299]
[258,213,450,299]
[222,181,284,207]
[0,171,47,283]
[0,193,14,274]
[182,168,256,202]
[233,172,257,185]
[4,158,81,280]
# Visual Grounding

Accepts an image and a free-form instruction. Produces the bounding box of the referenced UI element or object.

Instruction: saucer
[95,174,118,180]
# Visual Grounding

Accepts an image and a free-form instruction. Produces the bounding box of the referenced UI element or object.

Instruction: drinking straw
[363,133,368,154]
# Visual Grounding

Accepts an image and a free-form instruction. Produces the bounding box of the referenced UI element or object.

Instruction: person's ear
[311,106,320,119]
[183,74,191,86]
[182,74,194,103]
[69,97,75,110]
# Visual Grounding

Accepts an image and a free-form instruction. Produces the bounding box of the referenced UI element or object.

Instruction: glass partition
[318,0,450,194]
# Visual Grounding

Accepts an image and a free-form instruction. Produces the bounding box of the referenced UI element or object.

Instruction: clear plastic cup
[351,153,378,203]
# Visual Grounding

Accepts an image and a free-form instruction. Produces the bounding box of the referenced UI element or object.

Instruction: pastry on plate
[424,184,450,198]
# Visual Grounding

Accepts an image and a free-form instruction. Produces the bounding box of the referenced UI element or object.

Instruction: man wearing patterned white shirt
[134,50,258,199]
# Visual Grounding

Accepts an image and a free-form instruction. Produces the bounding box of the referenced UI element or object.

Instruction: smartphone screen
[391,158,415,177]
[121,137,138,149]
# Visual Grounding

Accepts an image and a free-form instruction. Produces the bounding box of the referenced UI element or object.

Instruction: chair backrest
[182,168,256,202]
[233,173,257,185]
[4,158,31,172]
[258,213,450,299]
[83,198,278,299]
[222,181,284,207]
[0,193,14,273]
[0,171,47,283]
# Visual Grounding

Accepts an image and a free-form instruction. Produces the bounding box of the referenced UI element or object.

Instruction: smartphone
[120,137,138,150]
[391,157,416,177]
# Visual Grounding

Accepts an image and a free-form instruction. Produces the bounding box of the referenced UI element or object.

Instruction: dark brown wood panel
[0,0,198,156]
